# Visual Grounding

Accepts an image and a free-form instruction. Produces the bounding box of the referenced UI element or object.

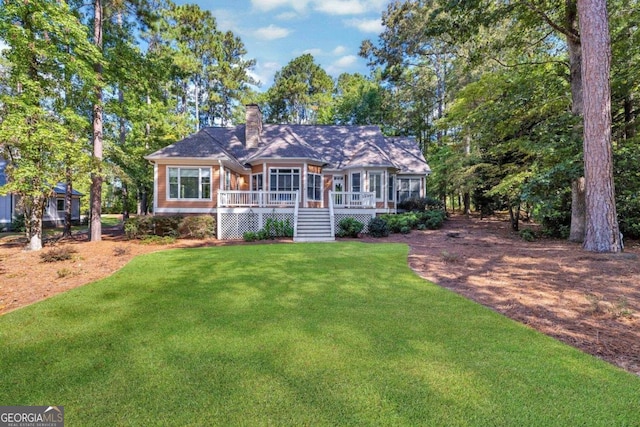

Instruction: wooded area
[0,0,638,252]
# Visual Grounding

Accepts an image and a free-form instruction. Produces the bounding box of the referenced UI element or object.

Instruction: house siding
[156,163,219,211]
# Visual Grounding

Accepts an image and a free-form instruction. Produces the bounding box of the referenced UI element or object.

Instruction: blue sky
[180,0,392,90]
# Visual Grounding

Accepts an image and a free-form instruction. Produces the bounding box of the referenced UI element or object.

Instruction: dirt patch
[1,216,639,376]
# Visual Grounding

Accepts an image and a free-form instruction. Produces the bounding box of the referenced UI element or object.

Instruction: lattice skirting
[219,211,295,239]
[334,213,375,234]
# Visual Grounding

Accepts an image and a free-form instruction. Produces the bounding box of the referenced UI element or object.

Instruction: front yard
[0,242,638,426]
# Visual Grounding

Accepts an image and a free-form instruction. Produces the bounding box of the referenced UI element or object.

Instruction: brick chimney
[245,104,262,149]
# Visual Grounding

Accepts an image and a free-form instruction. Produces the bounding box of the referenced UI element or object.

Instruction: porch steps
[294,208,335,242]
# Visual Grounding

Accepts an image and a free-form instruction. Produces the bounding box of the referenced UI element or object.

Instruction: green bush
[398,196,444,212]
[243,231,258,242]
[11,213,25,232]
[152,216,182,238]
[380,210,446,235]
[519,228,536,242]
[124,216,154,239]
[367,217,389,238]
[263,218,294,238]
[420,210,446,229]
[337,217,364,238]
[178,215,216,239]
[125,215,216,240]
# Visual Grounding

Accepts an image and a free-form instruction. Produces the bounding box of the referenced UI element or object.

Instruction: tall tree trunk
[509,202,520,232]
[578,0,622,253]
[463,133,471,215]
[566,2,587,243]
[90,0,103,242]
[24,197,45,251]
[569,177,586,242]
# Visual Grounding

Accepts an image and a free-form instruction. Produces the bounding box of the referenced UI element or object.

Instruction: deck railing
[218,191,298,207]
[330,191,376,208]
[218,190,375,208]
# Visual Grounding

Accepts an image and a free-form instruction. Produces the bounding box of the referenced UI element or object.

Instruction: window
[307,173,322,201]
[369,172,382,200]
[225,170,231,190]
[251,174,263,191]
[270,168,300,192]
[398,178,421,202]
[388,175,395,201]
[168,167,211,200]
[351,172,361,192]
[56,199,65,211]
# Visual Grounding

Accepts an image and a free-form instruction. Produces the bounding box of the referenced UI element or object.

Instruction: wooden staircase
[294,208,335,242]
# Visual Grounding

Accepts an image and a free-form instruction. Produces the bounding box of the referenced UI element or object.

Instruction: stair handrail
[293,190,300,239]
[328,190,335,238]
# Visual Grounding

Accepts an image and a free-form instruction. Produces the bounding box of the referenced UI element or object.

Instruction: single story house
[0,159,83,230]
[145,105,430,241]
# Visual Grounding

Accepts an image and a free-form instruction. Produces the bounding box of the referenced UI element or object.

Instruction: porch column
[303,162,308,208]
[153,163,158,213]
[219,163,225,191]
[384,170,388,210]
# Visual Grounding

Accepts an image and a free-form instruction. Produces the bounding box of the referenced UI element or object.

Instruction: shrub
[420,209,446,230]
[519,228,536,242]
[380,210,446,234]
[40,246,78,263]
[125,215,216,240]
[12,214,26,232]
[124,216,154,239]
[398,196,444,212]
[337,217,364,238]
[178,215,216,239]
[367,217,389,238]
[243,231,259,242]
[263,218,294,238]
[152,216,182,238]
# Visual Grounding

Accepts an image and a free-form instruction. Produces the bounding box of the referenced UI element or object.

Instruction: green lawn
[1,243,638,426]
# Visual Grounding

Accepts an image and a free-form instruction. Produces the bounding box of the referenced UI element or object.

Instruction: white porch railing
[330,191,376,208]
[218,190,298,207]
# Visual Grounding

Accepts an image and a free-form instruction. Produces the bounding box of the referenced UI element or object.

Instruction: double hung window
[369,172,382,200]
[398,178,421,202]
[168,167,211,200]
[307,174,322,201]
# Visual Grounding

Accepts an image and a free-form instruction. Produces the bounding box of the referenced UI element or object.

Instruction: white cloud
[250,61,282,89]
[252,0,390,15]
[254,25,292,41]
[332,45,347,55]
[276,11,299,20]
[327,55,359,76]
[212,9,239,33]
[303,48,324,56]
[344,18,384,34]
[251,0,309,13]
[313,0,366,15]
[333,55,358,68]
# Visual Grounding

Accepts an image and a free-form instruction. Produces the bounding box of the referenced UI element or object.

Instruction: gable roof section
[383,137,431,175]
[145,124,430,175]
[145,128,248,171]
[244,125,326,164]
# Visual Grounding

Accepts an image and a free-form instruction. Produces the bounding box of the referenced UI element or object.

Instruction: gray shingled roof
[145,124,430,175]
